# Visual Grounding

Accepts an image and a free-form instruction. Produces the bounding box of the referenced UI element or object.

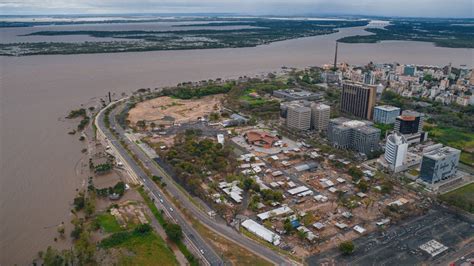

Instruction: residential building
[311,103,330,131]
[327,117,381,155]
[419,146,461,184]
[340,82,377,120]
[384,133,408,172]
[373,105,401,124]
[286,102,312,130]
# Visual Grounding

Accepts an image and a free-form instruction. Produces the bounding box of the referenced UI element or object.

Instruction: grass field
[425,126,474,166]
[440,183,474,214]
[239,89,269,107]
[96,213,123,233]
[110,231,178,265]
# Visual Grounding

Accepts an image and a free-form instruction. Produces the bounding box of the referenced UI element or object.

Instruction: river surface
[0,24,473,265]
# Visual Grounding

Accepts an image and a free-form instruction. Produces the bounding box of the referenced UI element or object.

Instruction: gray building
[420,146,461,185]
[273,89,322,101]
[311,103,330,131]
[286,102,312,130]
[373,105,401,124]
[327,117,381,155]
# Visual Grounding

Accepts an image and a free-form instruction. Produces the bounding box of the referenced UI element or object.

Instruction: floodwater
[0,24,473,265]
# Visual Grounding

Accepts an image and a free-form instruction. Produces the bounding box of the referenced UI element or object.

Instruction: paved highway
[97,100,293,265]
[96,101,223,266]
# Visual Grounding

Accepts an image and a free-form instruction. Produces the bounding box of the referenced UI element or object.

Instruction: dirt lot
[128,95,223,125]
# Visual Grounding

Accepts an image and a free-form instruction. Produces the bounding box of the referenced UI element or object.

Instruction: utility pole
[333,42,338,71]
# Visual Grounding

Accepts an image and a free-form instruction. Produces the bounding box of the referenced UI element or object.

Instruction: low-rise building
[273,89,322,101]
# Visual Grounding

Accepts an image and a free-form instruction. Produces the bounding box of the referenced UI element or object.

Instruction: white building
[311,103,330,131]
[241,219,281,245]
[384,132,408,172]
[287,102,312,130]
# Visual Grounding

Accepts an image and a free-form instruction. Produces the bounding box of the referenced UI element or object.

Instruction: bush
[339,241,355,255]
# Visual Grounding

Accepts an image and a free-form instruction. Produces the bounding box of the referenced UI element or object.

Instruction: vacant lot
[307,206,474,266]
[426,126,474,166]
[440,183,474,213]
[128,94,223,125]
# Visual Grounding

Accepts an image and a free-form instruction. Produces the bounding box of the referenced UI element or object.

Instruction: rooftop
[424,146,461,160]
[375,105,400,111]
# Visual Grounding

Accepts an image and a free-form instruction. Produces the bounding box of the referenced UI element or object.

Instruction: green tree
[297,230,308,240]
[283,218,293,234]
[348,166,363,181]
[73,194,85,211]
[243,178,255,191]
[165,223,183,242]
[339,241,355,255]
[357,180,369,192]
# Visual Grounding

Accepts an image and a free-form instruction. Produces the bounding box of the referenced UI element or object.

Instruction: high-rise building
[327,117,380,155]
[419,146,460,185]
[373,105,401,124]
[403,65,416,76]
[311,103,330,131]
[340,82,377,120]
[394,110,424,134]
[384,133,408,172]
[363,72,375,85]
[286,102,312,130]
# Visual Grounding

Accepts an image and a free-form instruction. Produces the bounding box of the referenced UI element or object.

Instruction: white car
[169,207,173,212]
[159,199,164,203]
[200,249,204,254]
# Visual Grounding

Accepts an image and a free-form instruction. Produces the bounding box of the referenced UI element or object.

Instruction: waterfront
[0,25,473,264]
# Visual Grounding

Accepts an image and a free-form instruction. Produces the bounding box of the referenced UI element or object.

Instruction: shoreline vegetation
[337,18,474,48]
[1,17,473,56]
[1,19,370,56]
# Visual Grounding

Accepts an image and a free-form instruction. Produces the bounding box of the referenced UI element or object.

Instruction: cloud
[1,0,472,18]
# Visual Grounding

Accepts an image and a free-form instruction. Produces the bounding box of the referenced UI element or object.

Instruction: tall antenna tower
[333,42,338,70]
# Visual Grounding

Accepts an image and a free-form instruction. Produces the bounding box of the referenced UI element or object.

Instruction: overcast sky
[1,0,473,18]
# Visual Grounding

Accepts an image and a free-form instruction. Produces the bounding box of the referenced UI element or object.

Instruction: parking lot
[307,205,474,266]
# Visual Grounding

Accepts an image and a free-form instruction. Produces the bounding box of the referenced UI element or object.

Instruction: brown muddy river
[0,24,473,265]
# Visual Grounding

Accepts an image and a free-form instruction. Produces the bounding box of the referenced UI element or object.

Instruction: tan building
[287,102,312,130]
[311,103,330,131]
[340,82,376,120]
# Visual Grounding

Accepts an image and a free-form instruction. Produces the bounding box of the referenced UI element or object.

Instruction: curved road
[97,101,293,266]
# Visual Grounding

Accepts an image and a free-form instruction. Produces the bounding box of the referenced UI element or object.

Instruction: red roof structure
[244,131,279,149]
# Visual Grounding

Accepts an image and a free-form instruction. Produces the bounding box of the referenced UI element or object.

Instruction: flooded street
[0,25,473,264]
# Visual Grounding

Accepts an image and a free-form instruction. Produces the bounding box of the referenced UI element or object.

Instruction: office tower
[373,105,401,124]
[340,82,377,120]
[327,118,380,155]
[419,146,460,184]
[286,102,312,130]
[311,103,330,131]
[394,110,424,134]
[384,133,408,171]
